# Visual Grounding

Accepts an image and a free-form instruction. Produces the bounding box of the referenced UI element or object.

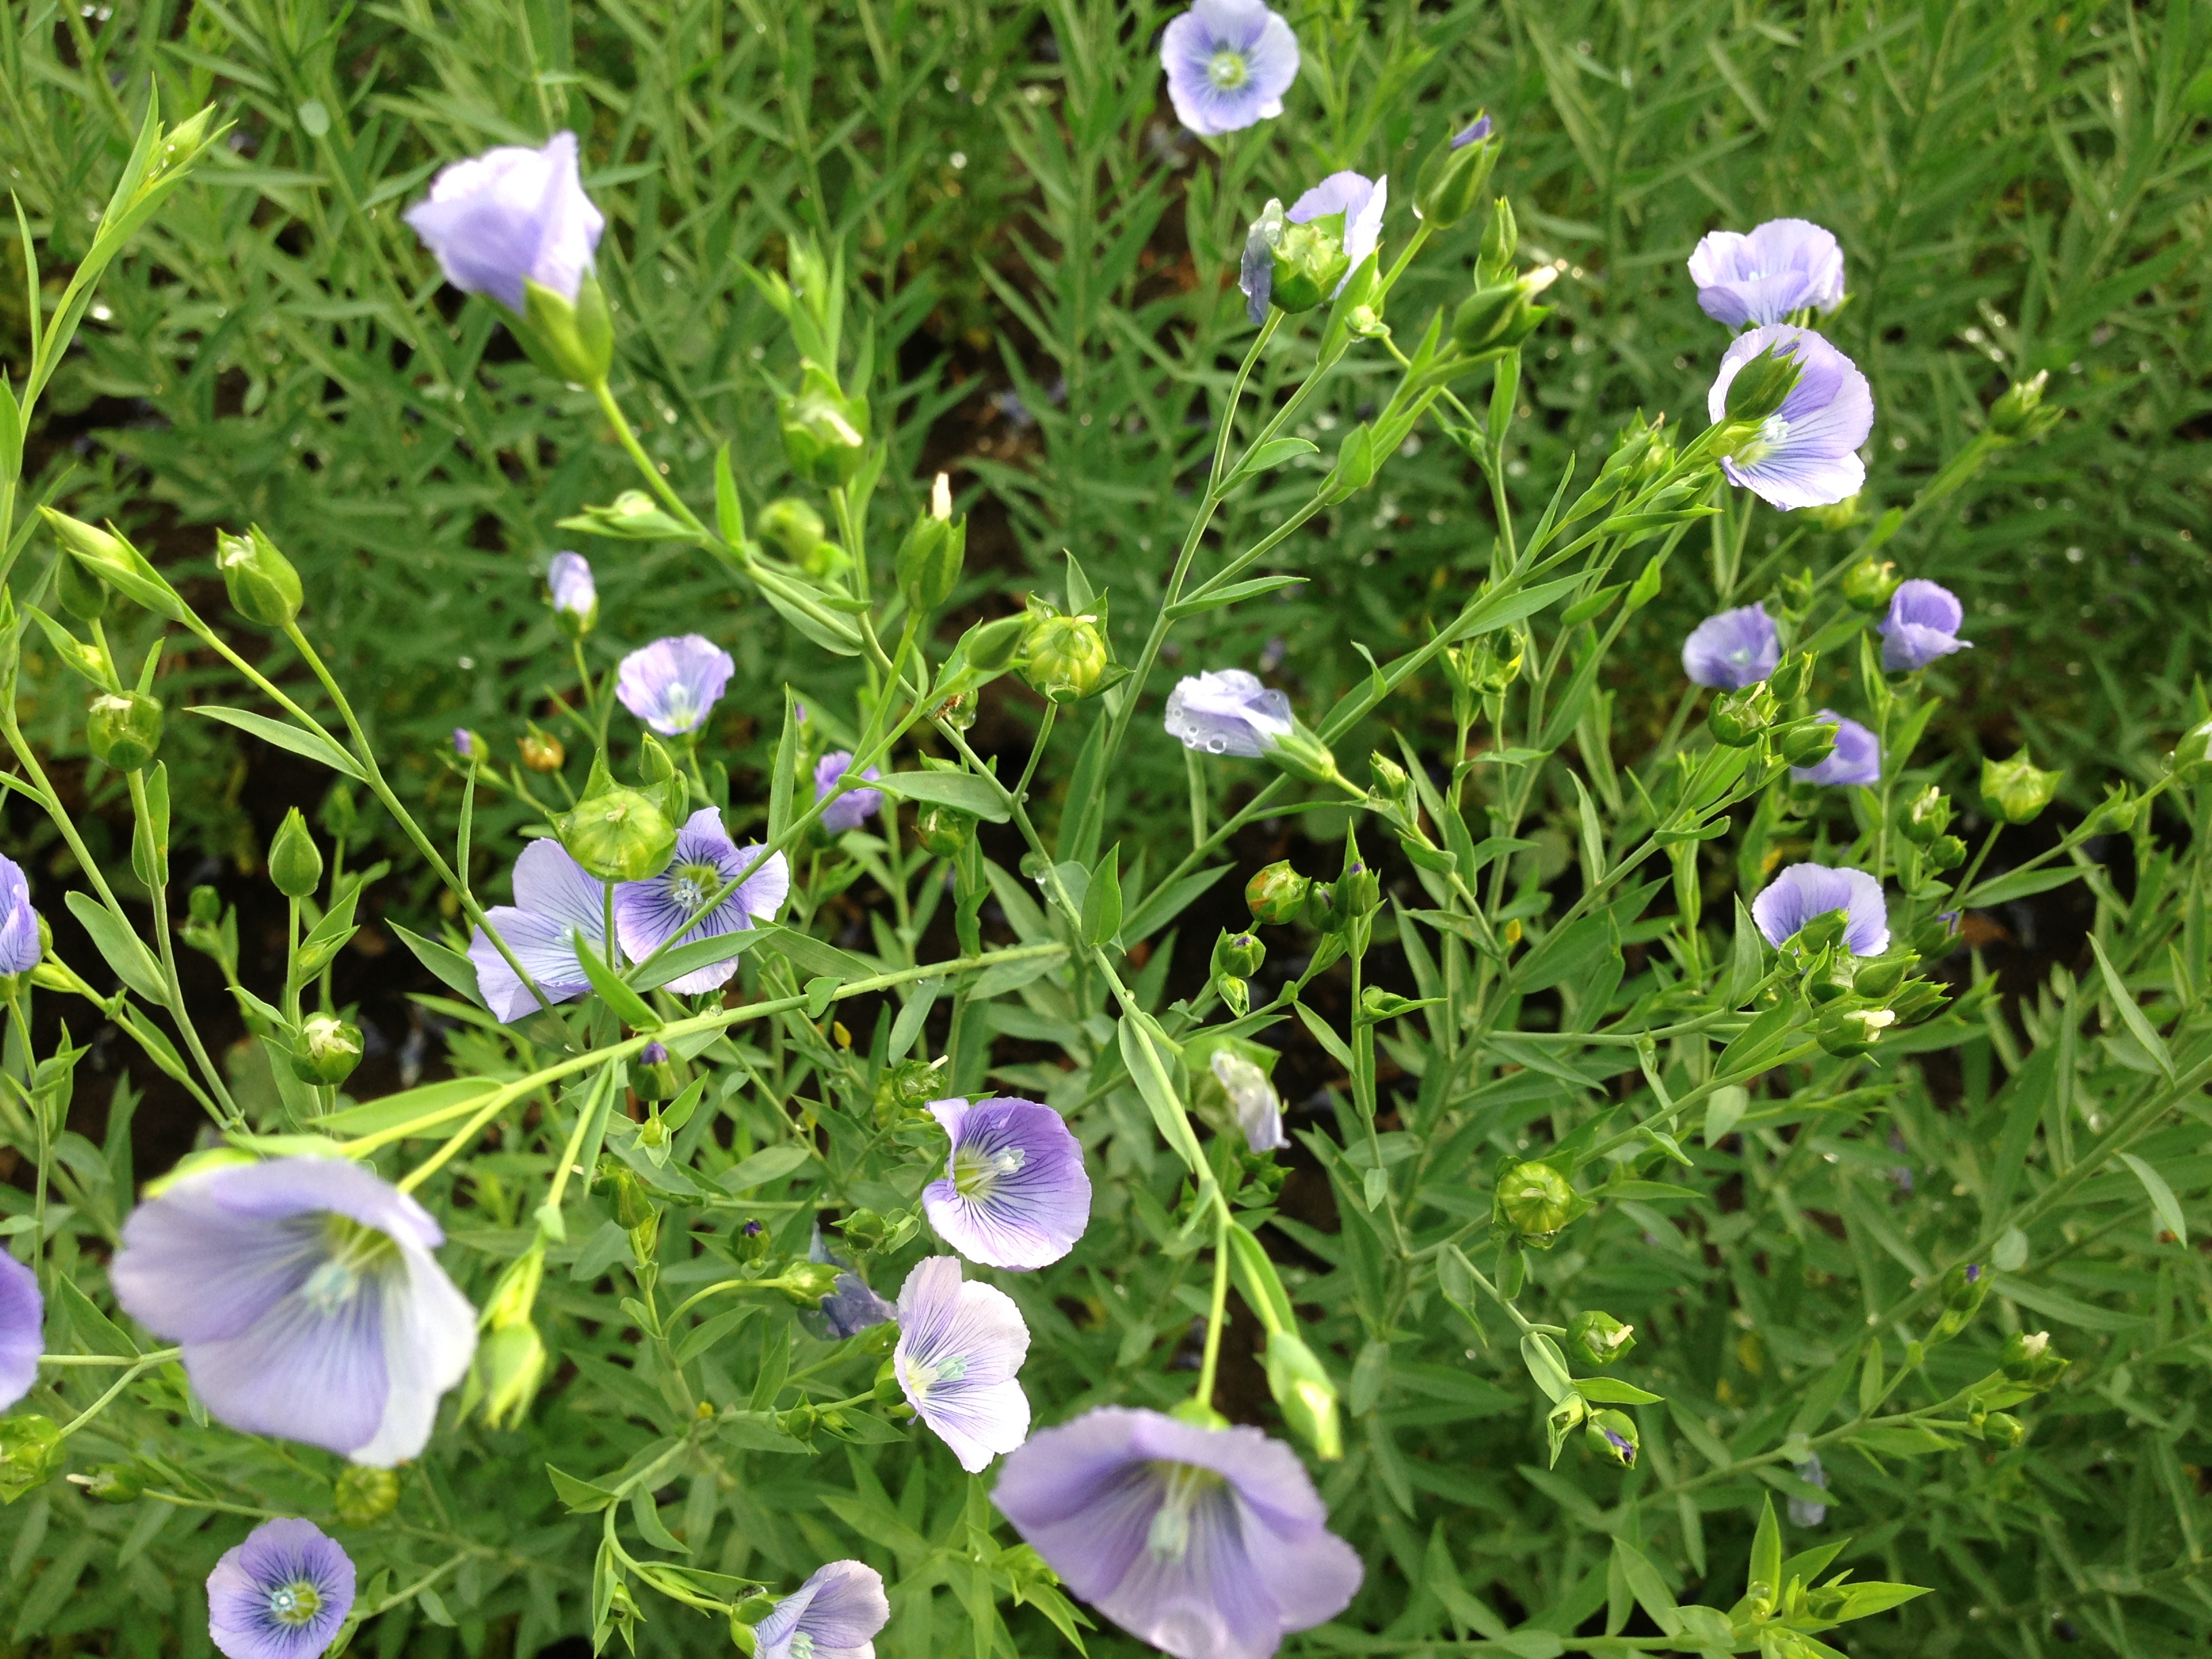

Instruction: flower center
[790,1635,815,1659]
[668,861,724,915]
[953,1143,1024,1198]
[900,1351,968,1400]
[301,1214,401,1313]
[1207,47,1249,89]
[659,686,700,731]
[266,1579,323,1627]
[1145,1462,1225,1562]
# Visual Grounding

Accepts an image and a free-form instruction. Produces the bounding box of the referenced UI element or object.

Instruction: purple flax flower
[1753,863,1889,957]
[1452,115,1494,148]
[1707,325,1873,511]
[1879,579,1971,671]
[1288,171,1388,291]
[0,854,40,975]
[754,1560,890,1659]
[0,1250,41,1410]
[1792,710,1881,786]
[1160,0,1299,137]
[466,840,613,1023]
[818,1273,897,1340]
[451,728,477,760]
[814,752,885,834]
[614,808,789,994]
[1687,219,1846,329]
[1210,1050,1287,1153]
[112,1158,476,1465]
[547,551,596,628]
[1165,670,1294,758]
[994,1407,1364,1659]
[924,1097,1092,1271]
[1681,602,1780,689]
[616,634,735,736]
[403,132,604,313]
[206,1517,356,1659]
[894,1256,1031,1473]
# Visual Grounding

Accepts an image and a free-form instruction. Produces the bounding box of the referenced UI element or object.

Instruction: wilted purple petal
[1681,603,1780,689]
[0,855,40,975]
[403,131,605,312]
[0,1250,40,1411]
[1791,710,1881,786]
[1161,0,1300,137]
[754,1559,890,1659]
[614,808,788,994]
[615,635,735,736]
[1687,218,1846,329]
[1165,670,1295,758]
[1879,579,1971,671]
[112,1158,476,1465]
[1210,1050,1286,1153]
[923,1098,1091,1271]
[814,752,885,834]
[1752,863,1889,957]
[993,1407,1363,1659]
[206,1517,356,1659]
[1706,325,1873,511]
[895,1256,1031,1473]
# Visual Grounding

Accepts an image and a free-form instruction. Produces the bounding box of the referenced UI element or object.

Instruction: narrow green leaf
[872,769,1012,823]
[188,705,364,781]
[2088,935,2175,1082]
[573,932,661,1031]
[64,891,168,1005]
[2118,1153,2187,1242]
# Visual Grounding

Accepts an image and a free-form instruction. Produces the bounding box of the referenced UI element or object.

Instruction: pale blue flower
[814,752,884,834]
[206,1518,355,1659]
[1165,669,1294,758]
[616,634,735,736]
[1879,579,1971,671]
[894,1256,1031,1473]
[1681,602,1780,689]
[1706,325,1873,511]
[1753,863,1889,957]
[1288,171,1387,291]
[466,840,614,1023]
[754,1560,890,1659]
[1688,218,1845,329]
[0,1250,39,1410]
[924,1097,1091,1271]
[1792,711,1881,786]
[403,131,605,312]
[547,551,596,628]
[1160,0,1299,136]
[615,808,789,994]
[0,855,40,975]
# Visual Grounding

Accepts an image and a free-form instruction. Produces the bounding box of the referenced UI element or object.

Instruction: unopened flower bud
[1216,975,1250,1017]
[1767,651,1816,705]
[1021,611,1113,703]
[1942,1261,1988,1313]
[1978,1410,2026,1448]
[1494,1159,1577,1240]
[1816,1003,1895,1056]
[735,1218,773,1263]
[2001,1330,2068,1388]
[214,526,304,628]
[1708,683,1776,747]
[1264,1330,1343,1461]
[291,1013,363,1085]
[519,726,566,772]
[773,1260,842,1307]
[332,1465,401,1525]
[0,1415,61,1502]
[1851,951,1917,1001]
[1723,342,1805,422]
[958,614,1029,674]
[1981,750,2062,825]
[56,547,108,621]
[1988,370,2057,440]
[914,801,975,859]
[1477,195,1518,280]
[1246,861,1310,926]
[1925,834,1967,872]
[758,497,827,564]
[1840,556,1902,612]
[2170,718,2212,782]
[73,1462,145,1503]
[1262,201,1351,314]
[556,785,676,882]
[1452,266,1556,354]
[476,1319,548,1429]
[1212,930,1265,979]
[268,807,325,898]
[1566,1309,1637,1370]
[605,1164,657,1233]
[1886,979,1949,1026]
[896,492,966,615]
[1412,115,1499,228]
[86,690,163,772]
[1902,785,1951,845]
[188,884,223,926]
[1777,720,1837,769]
[634,1039,675,1102]
[1585,1408,1639,1468]
[1448,634,1523,697]
[779,363,870,487]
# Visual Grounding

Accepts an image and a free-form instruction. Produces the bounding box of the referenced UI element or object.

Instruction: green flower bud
[215,527,305,628]
[1708,683,1776,747]
[1334,829,1382,922]
[957,614,1029,675]
[333,1465,401,1525]
[734,1218,773,1263]
[605,1162,657,1232]
[757,497,827,563]
[632,1039,676,1103]
[1925,834,1967,872]
[74,1462,145,1503]
[772,1259,842,1307]
[1216,975,1250,1018]
[268,806,325,899]
[1451,266,1558,354]
[1246,861,1311,926]
[914,801,975,859]
[2095,784,2141,835]
[1988,370,2059,441]
[1264,1330,1343,1461]
[1839,556,1902,612]
[56,547,108,621]
[1477,195,1519,281]
[1777,719,1837,769]
[1447,634,1524,697]
[1908,916,1961,958]
[2001,1330,2068,1389]
[1886,979,1949,1026]
[1814,1003,1895,1057]
[290,1013,364,1086]
[1805,952,1857,1004]
[1767,650,1816,705]
[1494,1159,1578,1240]
[873,1058,949,1132]
[1300,879,1338,933]
[1851,951,1918,1001]
[519,726,567,773]
[1021,611,1113,703]
[1412,115,1500,228]
[475,1319,549,1430]
[2171,718,2212,783]
[320,781,358,844]
[86,690,163,772]
[1980,749,2062,825]
[188,884,224,926]
[896,475,966,614]
[1978,1410,2027,1448]
[838,1208,888,1252]
[555,785,677,882]
[1723,342,1805,422]
[1585,1408,1639,1468]
[1258,199,1351,314]
[779,363,871,487]
[1941,1261,1989,1314]
[1901,785,1951,845]
[1212,930,1265,980]
[1566,1310,1637,1370]
[0,1414,61,1502]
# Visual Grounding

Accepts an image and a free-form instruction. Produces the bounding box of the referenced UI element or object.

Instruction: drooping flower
[814,752,885,834]
[894,1256,1031,1473]
[403,131,605,312]
[206,1517,356,1659]
[993,1407,1364,1659]
[466,840,615,1023]
[1210,1050,1287,1153]
[0,1251,41,1411]
[1165,670,1294,757]
[1160,0,1300,137]
[1687,218,1846,329]
[1706,325,1873,511]
[923,1097,1091,1271]
[1288,171,1387,290]
[547,551,596,631]
[0,855,41,975]
[753,1560,890,1659]
[615,635,735,736]
[112,1158,477,1466]
[1879,579,1971,672]
[1681,602,1780,689]
[1752,863,1889,957]
[614,808,790,994]
[1791,711,1881,786]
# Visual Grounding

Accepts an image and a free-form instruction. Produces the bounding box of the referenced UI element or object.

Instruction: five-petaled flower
[752,1560,890,1659]
[923,1097,1092,1271]
[1681,602,1780,690]
[1687,218,1846,329]
[1753,863,1890,957]
[893,1256,1031,1473]
[205,1517,356,1659]
[613,807,790,995]
[1160,0,1300,136]
[616,634,735,736]
[1706,325,1873,510]
[1792,711,1881,787]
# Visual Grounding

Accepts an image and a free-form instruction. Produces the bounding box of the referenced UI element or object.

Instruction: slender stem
[57,1346,182,1438]
[1194,1206,1231,1409]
